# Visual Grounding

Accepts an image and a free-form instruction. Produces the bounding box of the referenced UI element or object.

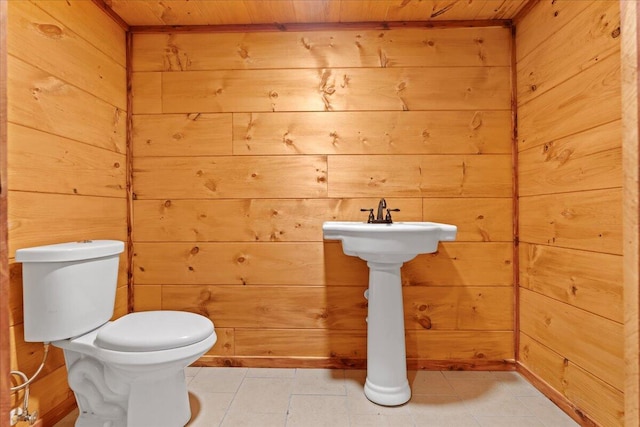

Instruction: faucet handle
[385,208,400,222]
[360,208,375,223]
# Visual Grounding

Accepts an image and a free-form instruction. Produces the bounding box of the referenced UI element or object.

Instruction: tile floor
[55,368,580,427]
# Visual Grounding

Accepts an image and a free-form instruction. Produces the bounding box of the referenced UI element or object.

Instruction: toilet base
[66,352,192,427]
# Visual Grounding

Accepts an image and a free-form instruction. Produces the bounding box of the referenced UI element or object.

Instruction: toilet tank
[15,240,125,342]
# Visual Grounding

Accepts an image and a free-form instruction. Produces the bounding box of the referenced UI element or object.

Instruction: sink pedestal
[364,261,411,406]
[321,221,457,407]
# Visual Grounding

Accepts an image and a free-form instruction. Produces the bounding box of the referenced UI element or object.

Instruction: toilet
[16,240,217,427]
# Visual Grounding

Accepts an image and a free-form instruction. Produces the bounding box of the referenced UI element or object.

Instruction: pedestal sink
[323,221,457,406]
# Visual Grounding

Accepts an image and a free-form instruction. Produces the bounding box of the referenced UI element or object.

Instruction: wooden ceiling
[104,0,530,27]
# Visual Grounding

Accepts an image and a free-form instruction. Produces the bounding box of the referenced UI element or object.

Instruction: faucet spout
[376,199,387,221]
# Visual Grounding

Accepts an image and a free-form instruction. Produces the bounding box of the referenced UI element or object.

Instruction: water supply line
[9,343,50,425]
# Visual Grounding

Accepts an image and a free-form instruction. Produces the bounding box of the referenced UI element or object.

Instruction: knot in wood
[191,246,200,255]
[269,90,279,98]
[237,256,246,263]
[611,27,621,38]
[36,24,63,39]
[113,162,120,168]
[164,200,172,207]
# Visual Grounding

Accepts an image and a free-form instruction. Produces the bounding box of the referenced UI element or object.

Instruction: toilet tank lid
[95,311,215,352]
[16,240,125,263]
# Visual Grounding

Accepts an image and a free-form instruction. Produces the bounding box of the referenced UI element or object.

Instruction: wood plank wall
[515,1,624,426]
[6,1,127,425]
[131,25,515,367]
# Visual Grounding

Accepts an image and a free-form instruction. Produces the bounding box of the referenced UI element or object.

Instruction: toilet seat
[96,311,214,352]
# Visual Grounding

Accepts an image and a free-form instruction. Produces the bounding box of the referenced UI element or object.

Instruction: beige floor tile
[228,377,294,414]
[411,413,481,427]
[186,391,234,427]
[409,371,457,396]
[345,369,368,394]
[292,368,347,395]
[188,367,247,393]
[349,412,415,427]
[459,393,535,417]
[491,372,542,397]
[246,367,296,378]
[475,416,545,426]
[441,371,495,380]
[220,411,286,427]
[286,394,350,427]
[407,395,469,416]
[517,396,581,427]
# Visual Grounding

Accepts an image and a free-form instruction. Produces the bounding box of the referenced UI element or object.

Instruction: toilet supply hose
[10,343,49,392]
[9,343,49,426]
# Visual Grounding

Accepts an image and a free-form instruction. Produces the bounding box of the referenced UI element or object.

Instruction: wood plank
[133,156,327,199]
[8,55,126,153]
[519,333,624,427]
[233,111,512,155]
[133,242,325,285]
[422,198,512,242]
[520,243,623,323]
[162,285,368,330]
[33,0,126,66]
[517,53,621,151]
[520,288,624,391]
[195,1,252,25]
[234,329,513,361]
[473,1,528,20]
[621,1,640,425]
[517,0,620,105]
[328,155,512,198]
[519,121,622,196]
[132,27,510,71]
[132,113,232,157]
[403,242,513,287]
[324,242,513,288]
[205,327,235,357]
[133,284,162,311]
[0,1,9,424]
[406,330,513,360]
[7,192,127,256]
[8,124,126,197]
[235,328,367,358]
[160,284,510,331]
[519,188,623,255]
[131,71,161,114]
[8,1,126,109]
[404,286,513,331]
[133,198,422,242]
[338,0,390,23]
[515,0,591,62]
[160,67,511,113]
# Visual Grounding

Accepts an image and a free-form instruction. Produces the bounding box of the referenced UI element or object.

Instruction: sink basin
[322,221,457,264]
[323,220,457,406]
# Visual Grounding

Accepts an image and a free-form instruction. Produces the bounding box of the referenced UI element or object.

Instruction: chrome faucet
[361,198,400,224]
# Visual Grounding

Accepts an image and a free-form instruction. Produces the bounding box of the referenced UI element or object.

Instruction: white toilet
[16,240,217,427]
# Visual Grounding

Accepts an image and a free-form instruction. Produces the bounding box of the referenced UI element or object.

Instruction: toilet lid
[95,311,214,352]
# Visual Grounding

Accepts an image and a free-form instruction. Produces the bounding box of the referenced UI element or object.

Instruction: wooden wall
[515,1,624,426]
[6,1,127,425]
[131,25,515,367]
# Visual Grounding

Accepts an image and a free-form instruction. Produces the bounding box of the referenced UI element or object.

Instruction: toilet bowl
[16,240,217,427]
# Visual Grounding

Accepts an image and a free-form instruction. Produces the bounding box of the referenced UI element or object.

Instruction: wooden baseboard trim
[40,396,76,427]
[516,362,599,427]
[194,356,516,371]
